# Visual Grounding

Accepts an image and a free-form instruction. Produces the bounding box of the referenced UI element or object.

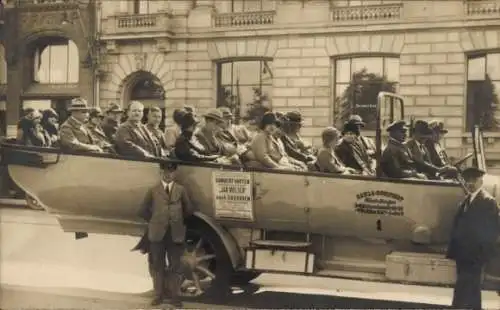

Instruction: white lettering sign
[212,170,254,221]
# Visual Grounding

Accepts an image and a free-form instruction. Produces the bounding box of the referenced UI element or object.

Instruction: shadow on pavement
[191,284,452,309]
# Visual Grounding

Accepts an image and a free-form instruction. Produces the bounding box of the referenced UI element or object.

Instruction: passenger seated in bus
[41,108,60,147]
[247,112,306,171]
[115,101,162,159]
[280,111,317,169]
[195,109,241,165]
[86,108,115,154]
[101,103,124,144]
[16,108,35,144]
[380,120,426,180]
[346,114,377,170]
[405,120,454,180]
[335,122,374,176]
[217,107,255,163]
[145,107,168,157]
[164,108,188,152]
[60,98,104,153]
[317,127,357,174]
[425,120,458,179]
[173,110,222,162]
[17,109,52,148]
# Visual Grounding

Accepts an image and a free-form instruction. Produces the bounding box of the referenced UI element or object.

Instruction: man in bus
[59,98,103,153]
[115,101,162,159]
[146,106,168,157]
[447,167,499,310]
[379,120,426,179]
[102,102,123,144]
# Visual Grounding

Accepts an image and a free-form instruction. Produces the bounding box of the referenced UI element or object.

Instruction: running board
[319,257,386,275]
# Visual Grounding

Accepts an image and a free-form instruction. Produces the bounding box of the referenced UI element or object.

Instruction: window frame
[215,57,273,123]
[332,53,400,131]
[465,50,500,132]
[30,38,79,85]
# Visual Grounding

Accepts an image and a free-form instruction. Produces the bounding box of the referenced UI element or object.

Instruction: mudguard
[191,211,242,269]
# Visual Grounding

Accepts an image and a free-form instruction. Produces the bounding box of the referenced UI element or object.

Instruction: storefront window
[32,38,79,84]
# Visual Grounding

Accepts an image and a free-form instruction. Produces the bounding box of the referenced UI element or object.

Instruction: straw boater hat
[89,107,104,119]
[68,98,89,112]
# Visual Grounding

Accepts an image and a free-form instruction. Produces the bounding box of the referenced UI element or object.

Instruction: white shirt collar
[469,188,482,203]
[161,180,172,192]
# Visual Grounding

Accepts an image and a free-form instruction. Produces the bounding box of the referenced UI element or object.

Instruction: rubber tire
[185,222,234,299]
[231,270,261,286]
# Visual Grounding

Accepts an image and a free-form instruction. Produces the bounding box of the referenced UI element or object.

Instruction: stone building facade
[3,0,500,168]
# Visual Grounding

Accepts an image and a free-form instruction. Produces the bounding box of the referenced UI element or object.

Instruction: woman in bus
[316,127,357,174]
[41,108,60,147]
[17,109,51,147]
[248,112,306,171]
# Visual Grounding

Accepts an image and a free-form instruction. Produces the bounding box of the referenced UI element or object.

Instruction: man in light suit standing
[447,167,499,310]
[136,161,194,307]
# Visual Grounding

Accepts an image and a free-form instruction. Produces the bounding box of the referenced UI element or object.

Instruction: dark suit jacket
[447,190,499,265]
[102,118,119,143]
[216,129,239,157]
[380,138,420,178]
[59,117,97,152]
[405,139,440,178]
[115,121,161,158]
[174,133,220,162]
[280,134,311,163]
[335,140,371,173]
[425,140,450,167]
[137,181,194,243]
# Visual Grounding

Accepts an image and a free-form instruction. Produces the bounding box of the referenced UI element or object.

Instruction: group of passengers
[14,97,457,181]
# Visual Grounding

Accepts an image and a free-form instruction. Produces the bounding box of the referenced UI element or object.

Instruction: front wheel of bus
[180,225,233,299]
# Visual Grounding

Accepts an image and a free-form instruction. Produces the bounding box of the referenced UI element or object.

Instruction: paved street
[1,207,498,309]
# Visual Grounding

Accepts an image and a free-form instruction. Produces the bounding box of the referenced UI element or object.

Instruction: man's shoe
[151,296,164,306]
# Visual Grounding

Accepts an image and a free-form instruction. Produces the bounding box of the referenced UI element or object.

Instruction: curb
[0,198,28,208]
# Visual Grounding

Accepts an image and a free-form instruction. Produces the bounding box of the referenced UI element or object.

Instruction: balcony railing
[331,3,403,22]
[465,0,500,17]
[214,11,275,27]
[102,12,172,36]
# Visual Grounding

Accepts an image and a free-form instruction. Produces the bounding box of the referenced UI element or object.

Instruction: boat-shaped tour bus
[1,92,499,297]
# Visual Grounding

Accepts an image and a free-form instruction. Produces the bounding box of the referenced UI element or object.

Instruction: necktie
[165,183,170,196]
[463,194,472,212]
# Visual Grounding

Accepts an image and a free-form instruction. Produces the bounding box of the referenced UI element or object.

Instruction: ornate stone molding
[134,53,148,71]
[105,40,117,53]
[156,38,171,53]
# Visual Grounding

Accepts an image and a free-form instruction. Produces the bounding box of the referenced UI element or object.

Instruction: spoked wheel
[178,225,233,299]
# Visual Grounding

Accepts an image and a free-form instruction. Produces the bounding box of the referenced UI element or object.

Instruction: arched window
[129,76,166,129]
[333,55,400,130]
[32,37,79,84]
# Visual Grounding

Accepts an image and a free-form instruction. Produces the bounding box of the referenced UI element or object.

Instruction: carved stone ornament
[20,11,67,33]
[105,40,117,54]
[156,38,171,53]
[135,53,147,71]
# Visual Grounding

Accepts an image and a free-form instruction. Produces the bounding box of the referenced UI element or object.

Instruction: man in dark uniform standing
[447,167,499,310]
[136,161,194,307]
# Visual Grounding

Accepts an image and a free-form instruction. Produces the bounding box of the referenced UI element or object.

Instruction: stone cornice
[100,17,500,42]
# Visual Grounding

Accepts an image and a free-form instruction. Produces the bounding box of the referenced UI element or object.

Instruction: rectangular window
[33,40,79,84]
[333,56,400,130]
[230,0,274,12]
[216,59,273,123]
[466,53,500,131]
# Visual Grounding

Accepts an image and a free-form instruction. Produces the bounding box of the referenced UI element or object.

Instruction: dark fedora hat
[285,111,303,124]
[342,121,360,135]
[428,120,448,134]
[261,112,280,127]
[347,114,365,127]
[462,167,486,180]
[386,120,409,132]
[106,103,124,113]
[413,120,433,136]
[180,112,199,129]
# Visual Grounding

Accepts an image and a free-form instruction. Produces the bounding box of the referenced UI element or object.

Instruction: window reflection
[217,59,273,123]
[230,0,275,12]
[334,56,400,130]
[466,53,500,131]
[33,39,79,84]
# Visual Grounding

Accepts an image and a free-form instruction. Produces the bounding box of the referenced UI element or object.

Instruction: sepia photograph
[0,0,499,309]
